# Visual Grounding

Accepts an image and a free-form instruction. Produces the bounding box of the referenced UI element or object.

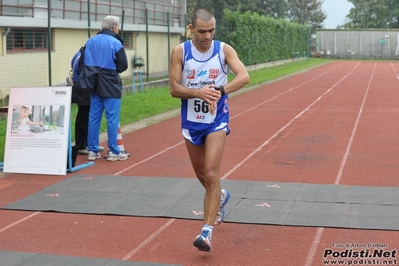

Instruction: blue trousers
[87,94,121,154]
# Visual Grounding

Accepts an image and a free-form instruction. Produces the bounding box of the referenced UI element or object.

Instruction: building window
[6,29,50,52]
[1,0,34,17]
[122,32,133,49]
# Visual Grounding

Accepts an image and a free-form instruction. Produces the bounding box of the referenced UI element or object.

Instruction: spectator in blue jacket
[69,48,104,155]
[80,15,128,162]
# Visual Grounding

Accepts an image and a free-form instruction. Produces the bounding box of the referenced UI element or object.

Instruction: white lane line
[113,141,184,176]
[223,63,359,180]
[304,228,324,266]
[0,212,40,233]
[334,63,375,185]
[304,62,376,266]
[230,69,330,120]
[390,62,399,81]
[230,61,349,120]
[122,219,176,260]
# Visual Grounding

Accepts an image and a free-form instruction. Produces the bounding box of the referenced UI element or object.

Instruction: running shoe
[87,151,101,161]
[214,188,230,226]
[193,230,212,252]
[107,151,128,162]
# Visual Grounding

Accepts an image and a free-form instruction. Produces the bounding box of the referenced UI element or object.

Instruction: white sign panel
[4,87,72,175]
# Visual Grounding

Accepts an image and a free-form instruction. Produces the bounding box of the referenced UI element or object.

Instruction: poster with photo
[4,87,72,175]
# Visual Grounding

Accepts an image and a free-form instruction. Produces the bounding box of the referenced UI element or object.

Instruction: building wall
[0,27,181,98]
[1,27,50,93]
[0,0,185,98]
[134,32,181,77]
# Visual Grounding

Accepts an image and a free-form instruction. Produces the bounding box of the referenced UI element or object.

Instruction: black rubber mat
[3,175,399,230]
[0,250,181,266]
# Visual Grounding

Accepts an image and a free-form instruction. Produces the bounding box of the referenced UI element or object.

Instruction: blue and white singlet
[180,40,229,133]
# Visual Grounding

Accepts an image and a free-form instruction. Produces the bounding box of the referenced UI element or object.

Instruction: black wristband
[215,86,225,96]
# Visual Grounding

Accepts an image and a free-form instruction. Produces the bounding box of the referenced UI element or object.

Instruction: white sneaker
[107,151,128,162]
[87,151,101,161]
[214,189,230,226]
[193,229,212,252]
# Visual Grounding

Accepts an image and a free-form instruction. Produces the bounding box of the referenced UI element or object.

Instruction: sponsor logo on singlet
[196,114,206,120]
[197,70,207,77]
[209,69,219,79]
[186,69,195,79]
[186,80,215,88]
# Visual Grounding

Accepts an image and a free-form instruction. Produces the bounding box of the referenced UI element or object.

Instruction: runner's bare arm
[222,44,250,95]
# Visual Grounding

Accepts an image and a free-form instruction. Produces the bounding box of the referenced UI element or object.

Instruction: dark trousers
[75,105,90,149]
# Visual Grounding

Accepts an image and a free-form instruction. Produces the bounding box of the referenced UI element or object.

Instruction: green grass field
[0,58,330,163]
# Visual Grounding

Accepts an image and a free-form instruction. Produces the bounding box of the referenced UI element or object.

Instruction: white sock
[203,224,213,233]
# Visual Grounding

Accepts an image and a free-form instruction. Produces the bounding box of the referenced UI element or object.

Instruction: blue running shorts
[182,122,230,146]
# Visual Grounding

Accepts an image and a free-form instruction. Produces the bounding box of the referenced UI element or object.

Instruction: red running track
[1,61,399,266]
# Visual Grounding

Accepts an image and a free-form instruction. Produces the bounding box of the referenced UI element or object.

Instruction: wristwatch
[215,86,225,96]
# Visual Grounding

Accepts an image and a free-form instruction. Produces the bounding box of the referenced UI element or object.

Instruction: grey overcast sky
[322,0,353,28]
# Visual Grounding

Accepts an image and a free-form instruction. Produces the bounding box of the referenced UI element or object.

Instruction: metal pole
[146,9,149,82]
[132,73,135,94]
[88,0,91,38]
[47,0,52,86]
[120,10,125,39]
[309,28,311,57]
[167,12,170,73]
[139,72,143,92]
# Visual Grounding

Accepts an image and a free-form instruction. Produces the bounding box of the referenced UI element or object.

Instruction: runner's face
[191,18,216,51]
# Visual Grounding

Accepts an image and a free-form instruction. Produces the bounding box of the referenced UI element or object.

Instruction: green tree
[386,0,399,28]
[187,0,243,21]
[186,0,265,42]
[186,0,215,21]
[187,0,326,27]
[286,0,326,28]
[262,0,289,18]
[345,0,390,28]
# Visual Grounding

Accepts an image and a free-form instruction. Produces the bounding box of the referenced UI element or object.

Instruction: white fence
[315,29,399,59]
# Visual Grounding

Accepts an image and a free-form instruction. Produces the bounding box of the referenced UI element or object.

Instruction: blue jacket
[71,48,90,106]
[79,29,128,98]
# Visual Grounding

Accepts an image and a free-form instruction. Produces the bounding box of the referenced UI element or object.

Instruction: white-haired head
[102,15,120,31]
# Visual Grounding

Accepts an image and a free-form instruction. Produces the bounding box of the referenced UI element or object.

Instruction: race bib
[187,98,216,124]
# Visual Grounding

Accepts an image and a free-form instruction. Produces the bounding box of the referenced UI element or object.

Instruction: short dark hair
[190,9,215,27]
